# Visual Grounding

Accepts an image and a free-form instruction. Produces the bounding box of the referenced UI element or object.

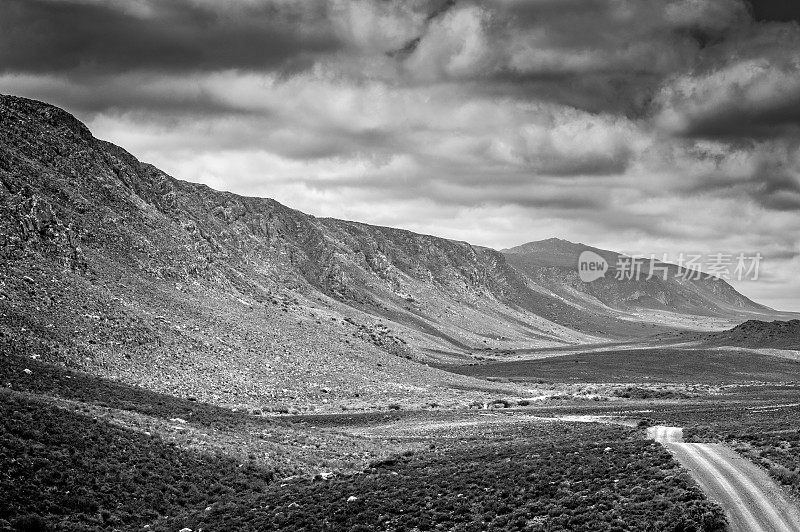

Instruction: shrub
[0,393,279,531]
[153,424,727,532]
[11,515,48,532]
[770,465,798,486]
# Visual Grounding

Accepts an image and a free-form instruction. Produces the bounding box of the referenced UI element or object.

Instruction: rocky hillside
[0,94,533,411]
[0,95,782,410]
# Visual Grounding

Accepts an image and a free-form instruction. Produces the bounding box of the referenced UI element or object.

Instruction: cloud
[402,5,495,80]
[655,57,800,140]
[14,68,638,181]
[395,0,751,114]
[2,0,800,310]
[330,0,429,53]
[0,0,339,75]
[747,1,800,23]
[686,162,800,212]
[0,72,258,116]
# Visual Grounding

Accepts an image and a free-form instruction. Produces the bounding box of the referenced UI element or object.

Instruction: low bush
[157,424,726,532]
[0,392,277,531]
[681,396,800,495]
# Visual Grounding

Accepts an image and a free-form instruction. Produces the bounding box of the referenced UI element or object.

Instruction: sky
[1,0,799,311]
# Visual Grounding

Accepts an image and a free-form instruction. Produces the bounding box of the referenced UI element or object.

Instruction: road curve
[648,426,800,532]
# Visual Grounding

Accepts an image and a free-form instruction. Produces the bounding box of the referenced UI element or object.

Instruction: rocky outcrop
[707,319,800,349]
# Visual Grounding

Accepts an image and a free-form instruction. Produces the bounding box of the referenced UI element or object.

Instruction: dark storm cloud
[0,0,339,75]
[501,0,748,44]
[689,175,800,212]
[738,171,800,212]
[679,98,800,141]
[747,0,800,23]
[2,75,262,117]
[305,169,607,211]
[397,0,751,116]
[479,73,664,118]
[676,148,800,211]
[652,19,800,141]
[667,87,800,142]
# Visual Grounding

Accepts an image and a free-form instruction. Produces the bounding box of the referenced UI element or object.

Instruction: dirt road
[648,426,800,532]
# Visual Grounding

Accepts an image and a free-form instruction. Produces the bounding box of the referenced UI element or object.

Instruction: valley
[2,95,800,531]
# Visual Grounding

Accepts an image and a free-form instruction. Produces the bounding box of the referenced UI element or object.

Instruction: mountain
[503,238,772,318]
[0,94,782,410]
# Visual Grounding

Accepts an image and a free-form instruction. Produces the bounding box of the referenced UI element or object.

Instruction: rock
[346,496,358,503]
[22,368,32,375]
[169,418,187,424]
[179,528,192,532]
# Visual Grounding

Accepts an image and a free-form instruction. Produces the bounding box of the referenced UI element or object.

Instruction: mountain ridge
[501,236,771,316]
[0,94,788,411]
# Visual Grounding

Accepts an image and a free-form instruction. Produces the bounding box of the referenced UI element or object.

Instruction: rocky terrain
[0,94,787,412]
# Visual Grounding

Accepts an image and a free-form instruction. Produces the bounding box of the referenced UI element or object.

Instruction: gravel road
[649,426,800,532]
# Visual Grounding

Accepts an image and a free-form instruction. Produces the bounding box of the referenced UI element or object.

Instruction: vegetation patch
[449,348,800,384]
[157,424,726,532]
[0,388,728,532]
[683,398,800,497]
[0,392,276,531]
[0,353,281,433]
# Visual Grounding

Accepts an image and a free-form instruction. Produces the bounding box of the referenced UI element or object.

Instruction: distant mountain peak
[502,238,586,255]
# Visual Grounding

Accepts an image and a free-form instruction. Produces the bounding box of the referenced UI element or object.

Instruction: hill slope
[0,94,781,409]
[673,319,800,350]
